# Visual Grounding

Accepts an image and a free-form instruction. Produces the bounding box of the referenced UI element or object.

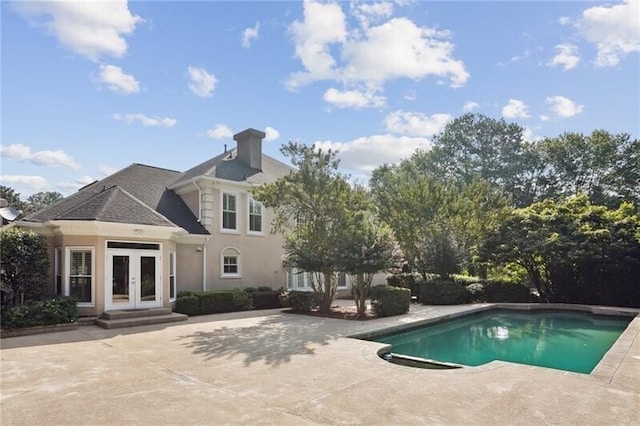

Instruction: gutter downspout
[202,237,209,291]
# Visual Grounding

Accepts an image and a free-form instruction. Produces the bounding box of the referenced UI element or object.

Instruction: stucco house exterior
[16,128,310,317]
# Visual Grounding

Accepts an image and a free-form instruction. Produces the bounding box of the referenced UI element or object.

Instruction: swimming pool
[370,309,633,374]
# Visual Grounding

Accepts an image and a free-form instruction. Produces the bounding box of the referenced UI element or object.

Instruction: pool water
[374,310,632,374]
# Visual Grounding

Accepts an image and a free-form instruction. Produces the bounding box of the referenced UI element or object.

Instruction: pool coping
[350,303,640,383]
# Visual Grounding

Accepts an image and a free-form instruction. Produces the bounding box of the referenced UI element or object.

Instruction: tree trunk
[318,271,335,314]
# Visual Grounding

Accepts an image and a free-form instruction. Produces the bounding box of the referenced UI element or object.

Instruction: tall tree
[335,188,403,317]
[252,143,356,313]
[26,191,63,214]
[534,131,639,208]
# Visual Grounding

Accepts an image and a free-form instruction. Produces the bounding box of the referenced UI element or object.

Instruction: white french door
[107,249,162,310]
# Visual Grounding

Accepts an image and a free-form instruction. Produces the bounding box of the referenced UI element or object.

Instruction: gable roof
[24,164,208,235]
[170,149,293,188]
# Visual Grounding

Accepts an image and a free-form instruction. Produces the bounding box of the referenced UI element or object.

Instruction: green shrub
[386,273,421,299]
[174,295,200,316]
[197,291,235,314]
[370,286,411,317]
[257,286,272,292]
[1,297,78,329]
[419,280,470,305]
[287,291,317,312]
[231,290,253,311]
[451,275,483,285]
[0,227,51,309]
[251,291,282,309]
[243,287,256,293]
[176,290,194,298]
[482,280,531,303]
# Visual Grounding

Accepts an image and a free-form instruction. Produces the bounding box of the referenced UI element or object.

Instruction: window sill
[220,274,242,279]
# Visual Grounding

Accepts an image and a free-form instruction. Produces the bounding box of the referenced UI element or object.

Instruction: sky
[1,0,639,198]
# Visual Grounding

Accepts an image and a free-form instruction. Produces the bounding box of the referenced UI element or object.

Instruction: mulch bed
[284,305,376,321]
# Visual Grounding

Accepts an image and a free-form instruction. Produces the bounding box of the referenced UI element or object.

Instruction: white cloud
[502,99,530,119]
[578,0,640,67]
[462,101,479,113]
[0,143,80,170]
[287,0,468,96]
[265,127,280,142]
[558,16,571,26]
[547,44,580,70]
[0,175,49,191]
[384,111,452,137]
[351,1,394,28]
[113,113,176,127]
[98,64,139,94]
[242,22,260,48]
[540,114,550,122]
[546,95,584,118]
[287,0,347,90]
[13,0,141,61]
[323,87,386,109]
[522,127,542,143]
[206,124,233,139]
[98,165,118,176]
[188,66,217,97]
[57,176,95,192]
[314,133,432,174]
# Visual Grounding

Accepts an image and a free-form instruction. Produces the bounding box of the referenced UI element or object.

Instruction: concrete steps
[96,308,187,329]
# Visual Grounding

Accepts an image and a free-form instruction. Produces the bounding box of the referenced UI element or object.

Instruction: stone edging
[0,322,78,339]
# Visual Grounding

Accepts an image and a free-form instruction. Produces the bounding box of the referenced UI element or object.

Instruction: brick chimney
[233,128,265,170]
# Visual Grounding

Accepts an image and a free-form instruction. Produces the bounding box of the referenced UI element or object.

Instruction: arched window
[220,247,241,278]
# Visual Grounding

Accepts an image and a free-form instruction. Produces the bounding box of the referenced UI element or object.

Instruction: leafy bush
[451,275,483,285]
[243,287,256,293]
[419,280,470,305]
[251,291,282,309]
[174,295,200,316]
[287,291,317,312]
[257,286,273,292]
[386,273,421,299]
[370,285,411,317]
[482,280,531,303]
[1,297,78,329]
[0,227,51,309]
[230,290,253,311]
[176,290,194,298]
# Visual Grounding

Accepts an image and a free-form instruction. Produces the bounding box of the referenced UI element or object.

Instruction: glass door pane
[139,256,157,302]
[112,255,130,304]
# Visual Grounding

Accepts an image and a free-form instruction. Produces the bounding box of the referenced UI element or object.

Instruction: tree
[252,143,356,313]
[335,188,403,317]
[370,158,508,279]
[0,227,51,309]
[421,113,530,206]
[481,196,640,307]
[26,191,63,214]
[534,131,639,208]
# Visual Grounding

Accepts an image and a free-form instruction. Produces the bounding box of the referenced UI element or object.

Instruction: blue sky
[2,0,639,197]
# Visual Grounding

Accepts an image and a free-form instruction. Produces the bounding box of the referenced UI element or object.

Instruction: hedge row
[415,278,532,305]
[1,297,78,329]
[174,289,284,316]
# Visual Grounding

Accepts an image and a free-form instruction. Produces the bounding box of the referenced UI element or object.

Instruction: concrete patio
[2,303,639,425]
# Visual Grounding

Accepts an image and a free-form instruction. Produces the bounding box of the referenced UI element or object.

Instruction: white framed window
[220,247,241,278]
[65,247,95,306]
[169,251,177,301]
[221,191,238,232]
[287,268,313,290]
[248,197,264,234]
[54,247,62,295]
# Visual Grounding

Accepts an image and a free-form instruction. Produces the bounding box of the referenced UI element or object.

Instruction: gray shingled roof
[58,185,177,227]
[24,164,208,235]
[170,149,294,188]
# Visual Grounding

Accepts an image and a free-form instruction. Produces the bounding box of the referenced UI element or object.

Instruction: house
[17,128,304,317]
